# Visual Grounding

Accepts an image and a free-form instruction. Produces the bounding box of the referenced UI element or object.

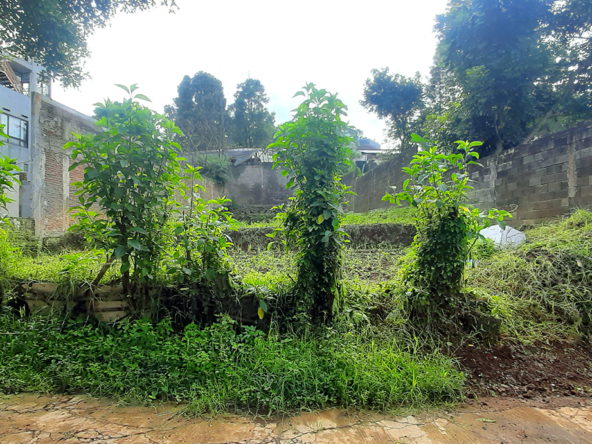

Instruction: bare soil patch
[456,342,592,399]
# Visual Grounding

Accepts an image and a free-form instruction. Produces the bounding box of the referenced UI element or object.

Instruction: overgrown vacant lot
[1,210,592,413]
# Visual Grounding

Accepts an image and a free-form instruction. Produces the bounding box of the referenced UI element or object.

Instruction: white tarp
[480,225,526,249]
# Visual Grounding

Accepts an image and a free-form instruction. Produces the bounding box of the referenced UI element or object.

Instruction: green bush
[0,315,463,413]
[67,85,188,293]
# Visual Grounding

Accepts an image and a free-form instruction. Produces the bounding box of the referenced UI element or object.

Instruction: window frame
[0,113,28,148]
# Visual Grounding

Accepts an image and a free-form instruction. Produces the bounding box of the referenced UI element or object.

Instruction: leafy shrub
[384,135,510,324]
[270,84,355,323]
[165,164,236,287]
[66,85,188,293]
[0,315,464,412]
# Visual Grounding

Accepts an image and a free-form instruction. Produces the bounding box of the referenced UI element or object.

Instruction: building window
[0,114,28,148]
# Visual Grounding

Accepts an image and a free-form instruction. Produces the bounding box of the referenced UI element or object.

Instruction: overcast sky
[53,0,448,148]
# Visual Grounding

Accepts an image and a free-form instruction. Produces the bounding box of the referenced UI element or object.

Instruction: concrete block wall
[224,163,291,208]
[349,120,592,226]
[345,148,417,213]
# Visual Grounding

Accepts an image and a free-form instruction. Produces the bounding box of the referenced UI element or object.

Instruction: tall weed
[0,315,463,413]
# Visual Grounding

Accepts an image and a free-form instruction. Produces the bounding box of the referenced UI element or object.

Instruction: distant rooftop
[357,138,380,151]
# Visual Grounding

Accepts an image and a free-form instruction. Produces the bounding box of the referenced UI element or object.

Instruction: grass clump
[0,315,463,413]
[342,207,416,226]
[230,207,416,230]
[3,247,118,290]
[468,210,592,343]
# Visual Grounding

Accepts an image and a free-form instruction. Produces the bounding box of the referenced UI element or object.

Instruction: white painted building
[0,56,49,218]
[1,56,98,238]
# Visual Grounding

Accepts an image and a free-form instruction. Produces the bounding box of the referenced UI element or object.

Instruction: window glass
[2,115,28,148]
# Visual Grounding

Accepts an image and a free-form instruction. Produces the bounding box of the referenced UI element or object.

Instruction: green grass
[230,207,416,229]
[342,207,416,225]
[232,247,404,290]
[0,315,464,413]
[468,210,592,343]
[3,248,118,287]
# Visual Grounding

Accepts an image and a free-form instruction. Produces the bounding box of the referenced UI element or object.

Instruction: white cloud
[52,0,448,146]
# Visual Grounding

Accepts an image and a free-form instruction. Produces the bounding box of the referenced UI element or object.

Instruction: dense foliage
[271,84,355,323]
[67,85,188,293]
[0,316,463,411]
[0,0,175,87]
[229,79,276,148]
[364,0,592,154]
[166,72,228,154]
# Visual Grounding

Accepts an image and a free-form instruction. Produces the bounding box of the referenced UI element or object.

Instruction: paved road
[1,394,591,443]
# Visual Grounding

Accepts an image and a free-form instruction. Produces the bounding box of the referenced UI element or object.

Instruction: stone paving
[1,394,591,443]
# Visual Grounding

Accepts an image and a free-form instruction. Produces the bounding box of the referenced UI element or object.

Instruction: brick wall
[31,93,98,237]
[349,120,592,226]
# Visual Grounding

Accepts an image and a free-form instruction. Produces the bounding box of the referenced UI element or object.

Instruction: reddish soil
[456,342,592,399]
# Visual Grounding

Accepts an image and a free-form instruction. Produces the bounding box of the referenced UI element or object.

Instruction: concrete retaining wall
[348,121,592,226]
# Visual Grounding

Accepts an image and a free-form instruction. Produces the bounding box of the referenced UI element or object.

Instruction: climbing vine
[384,134,511,323]
[270,84,355,323]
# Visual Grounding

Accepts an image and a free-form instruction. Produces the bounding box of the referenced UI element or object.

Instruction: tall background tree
[228,79,276,148]
[363,0,592,156]
[360,69,424,151]
[434,0,554,154]
[0,0,175,87]
[166,72,228,154]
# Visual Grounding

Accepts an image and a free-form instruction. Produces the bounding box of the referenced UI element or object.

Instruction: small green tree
[66,85,187,294]
[270,84,354,324]
[384,134,510,323]
[0,117,21,219]
[166,163,236,288]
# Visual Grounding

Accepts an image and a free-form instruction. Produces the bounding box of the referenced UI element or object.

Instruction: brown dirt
[456,342,592,399]
[2,394,592,443]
